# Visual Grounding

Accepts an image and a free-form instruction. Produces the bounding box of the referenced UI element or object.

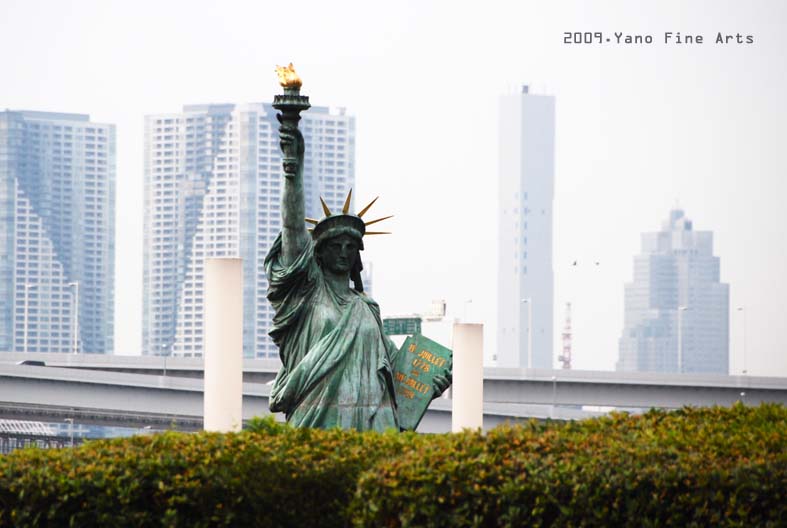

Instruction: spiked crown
[306,189,392,249]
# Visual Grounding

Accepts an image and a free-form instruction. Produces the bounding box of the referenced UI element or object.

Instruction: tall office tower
[0,111,116,354]
[617,209,729,374]
[496,86,555,368]
[143,103,355,358]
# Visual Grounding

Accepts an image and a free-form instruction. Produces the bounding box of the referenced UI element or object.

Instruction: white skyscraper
[0,110,116,354]
[143,103,354,358]
[617,209,729,374]
[496,86,555,368]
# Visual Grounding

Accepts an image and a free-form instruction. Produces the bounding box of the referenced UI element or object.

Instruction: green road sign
[383,317,422,336]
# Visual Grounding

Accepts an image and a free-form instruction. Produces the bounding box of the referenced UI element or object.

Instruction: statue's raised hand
[278,125,304,177]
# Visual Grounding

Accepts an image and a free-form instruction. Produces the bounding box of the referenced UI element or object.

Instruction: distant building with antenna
[617,209,729,374]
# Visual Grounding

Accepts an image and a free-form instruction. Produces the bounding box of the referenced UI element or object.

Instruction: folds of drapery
[264,233,399,431]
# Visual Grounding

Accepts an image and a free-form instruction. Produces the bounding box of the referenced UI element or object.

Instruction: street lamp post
[737,306,747,375]
[677,306,688,373]
[22,283,36,354]
[521,298,533,368]
[161,343,170,377]
[67,281,79,354]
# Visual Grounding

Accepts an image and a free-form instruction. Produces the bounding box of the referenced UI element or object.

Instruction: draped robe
[264,233,399,431]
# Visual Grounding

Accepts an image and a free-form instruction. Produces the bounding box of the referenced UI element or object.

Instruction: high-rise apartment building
[617,209,729,374]
[0,110,116,354]
[496,86,555,368]
[143,103,354,358]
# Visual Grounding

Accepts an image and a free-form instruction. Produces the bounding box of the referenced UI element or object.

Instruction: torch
[273,63,310,177]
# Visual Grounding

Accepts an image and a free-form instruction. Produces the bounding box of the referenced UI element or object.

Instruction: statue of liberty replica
[265,64,449,431]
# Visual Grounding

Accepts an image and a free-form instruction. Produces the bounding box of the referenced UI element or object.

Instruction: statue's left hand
[431,372,452,399]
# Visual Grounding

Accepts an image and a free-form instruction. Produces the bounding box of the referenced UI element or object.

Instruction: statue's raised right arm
[278,123,309,266]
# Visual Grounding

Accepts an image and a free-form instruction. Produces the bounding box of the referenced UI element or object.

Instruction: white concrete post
[451,323,484,432]
[204,258,243,432]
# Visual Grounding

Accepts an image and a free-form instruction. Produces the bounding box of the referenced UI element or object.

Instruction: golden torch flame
[275,63,302,89]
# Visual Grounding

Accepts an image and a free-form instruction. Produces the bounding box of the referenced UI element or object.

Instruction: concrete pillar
[451,323,483,432]
[204,258,243,432]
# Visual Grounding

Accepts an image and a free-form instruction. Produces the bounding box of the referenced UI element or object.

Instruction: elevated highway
[1,353,786,433]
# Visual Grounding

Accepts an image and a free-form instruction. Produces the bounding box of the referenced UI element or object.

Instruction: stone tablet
[393,334,453,431]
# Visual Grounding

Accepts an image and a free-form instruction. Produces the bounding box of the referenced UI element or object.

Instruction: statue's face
[318,234,359,274]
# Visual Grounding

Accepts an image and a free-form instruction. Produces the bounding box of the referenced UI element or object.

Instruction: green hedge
[0,404,784,527]
[352,403,787,527]
[0,417,419,527]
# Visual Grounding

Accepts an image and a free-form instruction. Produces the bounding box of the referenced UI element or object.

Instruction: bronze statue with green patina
[264,64,449,431]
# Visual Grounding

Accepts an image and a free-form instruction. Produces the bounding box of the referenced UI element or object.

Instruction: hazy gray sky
[2,0,785,376]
